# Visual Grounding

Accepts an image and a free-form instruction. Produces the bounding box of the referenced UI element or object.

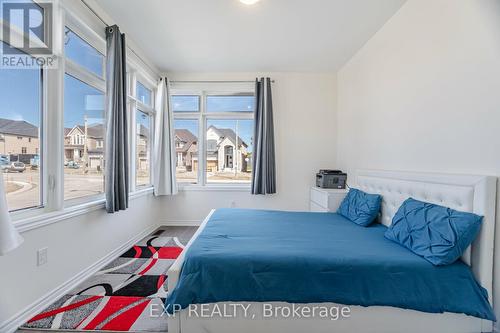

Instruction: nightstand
[310,187,349,212]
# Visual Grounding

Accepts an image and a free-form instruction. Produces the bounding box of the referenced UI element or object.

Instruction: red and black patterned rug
[21,229,185,332]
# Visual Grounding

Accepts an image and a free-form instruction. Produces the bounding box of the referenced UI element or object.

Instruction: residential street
[4,169,105,210]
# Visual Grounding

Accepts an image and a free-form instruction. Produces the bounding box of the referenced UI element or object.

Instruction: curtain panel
[153,77,177,196]
[251,77,276,195]
[0,176,23,255]
[104,25,129,213]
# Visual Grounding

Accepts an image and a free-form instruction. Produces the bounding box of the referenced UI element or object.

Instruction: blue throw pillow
[337,188,382,227]
[385,198,483,266]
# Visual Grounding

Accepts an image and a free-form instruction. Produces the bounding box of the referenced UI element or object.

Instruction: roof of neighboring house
[207,126,248,147]
[0,118,38,138]
[175,129,197,153]
[65,124,104,139]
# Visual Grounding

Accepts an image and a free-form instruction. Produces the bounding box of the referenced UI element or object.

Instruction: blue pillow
[384,198,483,266]
[337,188,382,227]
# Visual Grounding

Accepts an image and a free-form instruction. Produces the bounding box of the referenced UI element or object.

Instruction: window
[64,27,104,77]
[63,22,107,204]
[0,44,42,211]
[206,119,253,183]
[171,91,254,186]
[173,119,199,184]
[63,74,104,201]
[128,72,155,190]
[136,81,152,106]
[136,110,151,187]
[0,1,160,222]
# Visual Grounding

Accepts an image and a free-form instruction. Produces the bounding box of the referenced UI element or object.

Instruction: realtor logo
[1,1,56,68]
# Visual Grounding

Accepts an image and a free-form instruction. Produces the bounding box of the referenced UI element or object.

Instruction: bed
[167,170,497,333]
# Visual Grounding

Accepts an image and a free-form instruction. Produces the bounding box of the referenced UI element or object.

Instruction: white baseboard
[0,225,158,333]
[159,219,201,226]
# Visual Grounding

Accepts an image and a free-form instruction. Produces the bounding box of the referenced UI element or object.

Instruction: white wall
[336,0,500,330]
[0,194,161,327]
[160,72,337,223]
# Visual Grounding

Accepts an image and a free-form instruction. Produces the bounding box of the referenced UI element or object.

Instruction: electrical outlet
[230,201,236,208]
[37,247,48,266]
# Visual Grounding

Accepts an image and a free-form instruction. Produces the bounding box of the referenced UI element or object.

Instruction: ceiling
[96,0,407,73]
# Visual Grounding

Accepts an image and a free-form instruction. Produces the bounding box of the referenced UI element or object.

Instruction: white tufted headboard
[355,170,496,318]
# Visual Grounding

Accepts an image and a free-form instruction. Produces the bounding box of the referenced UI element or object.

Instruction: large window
[63,74,104,201]
[0,47,42,211]
[0,4,159,219]
[63,26,106,202]
[172,91,254,186]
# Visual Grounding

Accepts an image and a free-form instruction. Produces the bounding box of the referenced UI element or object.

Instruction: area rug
[21,229,186,332]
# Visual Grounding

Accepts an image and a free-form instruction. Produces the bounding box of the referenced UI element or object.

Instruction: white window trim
[62,13,106,208]
[65,58,105,92]
[171,88,255,190]
[127,68,156,192]
[0,2,53,216]
[13,186,154,233]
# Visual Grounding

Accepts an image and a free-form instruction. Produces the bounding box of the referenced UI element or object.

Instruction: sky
[0,64,41,125]
[0,1,45,126]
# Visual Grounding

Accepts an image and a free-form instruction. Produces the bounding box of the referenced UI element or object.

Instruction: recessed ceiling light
[240,0,260,5]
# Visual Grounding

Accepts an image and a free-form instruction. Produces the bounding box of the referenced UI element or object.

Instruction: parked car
[66,161,80,169]
[5,162,26,173]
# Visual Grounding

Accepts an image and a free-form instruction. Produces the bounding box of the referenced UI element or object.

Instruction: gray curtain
[104,25,128,213]
[251,77,276,195]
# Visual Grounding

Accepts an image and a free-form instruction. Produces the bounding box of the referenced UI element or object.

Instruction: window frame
[127,69,156,191]
[0,18,45,214]
[171,89,255,189]
[62,13,106,207]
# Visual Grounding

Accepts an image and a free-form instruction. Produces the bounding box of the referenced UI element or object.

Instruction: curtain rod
[170,80,275,84]
[80,0,159,76]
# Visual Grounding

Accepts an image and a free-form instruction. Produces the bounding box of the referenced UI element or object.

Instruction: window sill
[13,187,154,233]
[178,184,251,192]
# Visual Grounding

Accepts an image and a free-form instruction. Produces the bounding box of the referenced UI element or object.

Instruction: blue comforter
[166,208,495,320]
